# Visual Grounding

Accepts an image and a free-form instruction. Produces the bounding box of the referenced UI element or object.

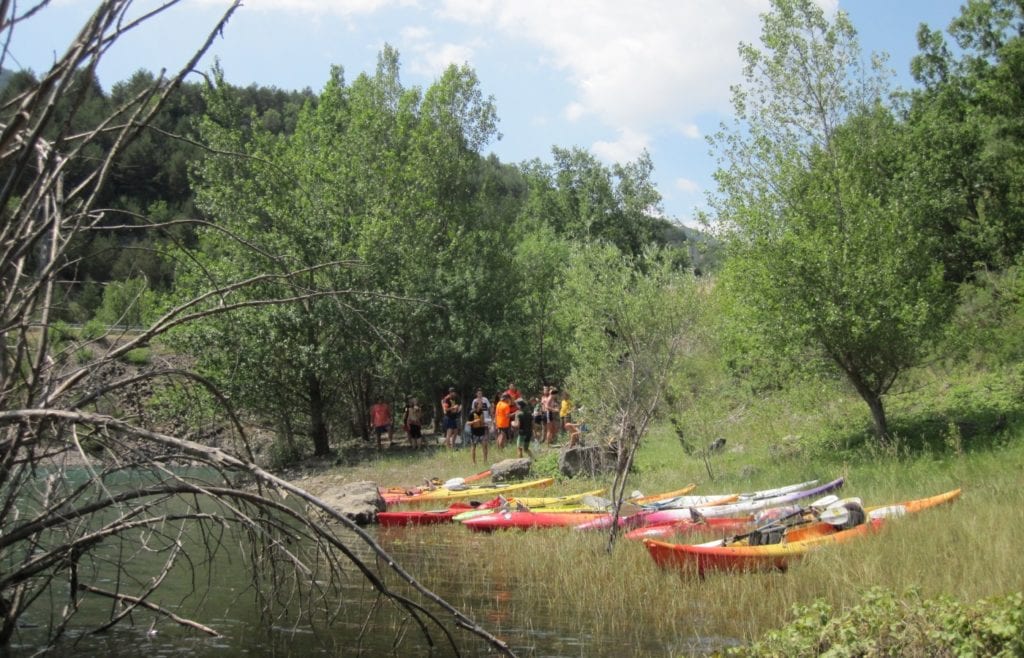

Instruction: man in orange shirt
[369,397,391,449]
[493,392,513,449]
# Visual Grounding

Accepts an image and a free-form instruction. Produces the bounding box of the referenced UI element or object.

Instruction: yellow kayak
[386,477,555,504]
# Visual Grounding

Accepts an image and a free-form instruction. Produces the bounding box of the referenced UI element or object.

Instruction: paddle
[721,494,846,546]
[581,495,644,516]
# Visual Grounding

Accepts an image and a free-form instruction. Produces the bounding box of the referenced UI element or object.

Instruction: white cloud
[675,178,700,194]
[591,128,650,164]
[564,102,586,122]
[438,0,770,132]
[678,123,701,139]
[397,25,480,76]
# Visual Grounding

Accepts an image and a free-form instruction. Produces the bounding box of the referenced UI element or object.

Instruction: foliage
[172,47,502,456]
[709,0,954,440]
[943,262,1024,366]
[558,244,702,543]
[93,277,155,327]
[727,588,1024,657]
[908,0,1024,280]
[517,147,671,259]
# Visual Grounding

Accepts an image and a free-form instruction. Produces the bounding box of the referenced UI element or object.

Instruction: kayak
[450,488,608,522]
[383,477,555,505]
[625,516,754,541]
[462,509,611,532]
[611,477,846,529]
[631,486,964,541]
[575,479,838,531]
[380,468,493,503]
[460,487,716,532]
[643,488,961,576]
[643,479,819,511]
[377,498,505,527]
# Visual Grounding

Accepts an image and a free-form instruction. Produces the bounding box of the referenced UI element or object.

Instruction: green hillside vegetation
[3,0,1024,653]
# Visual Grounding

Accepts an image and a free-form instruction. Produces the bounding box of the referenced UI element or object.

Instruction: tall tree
[709,0,953,440]
[174,47,501,455]
[559,245,701,549]
[909,0,1024,279]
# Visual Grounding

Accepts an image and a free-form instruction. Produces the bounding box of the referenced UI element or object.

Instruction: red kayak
[377,497,504,527]
[462,510,609,532]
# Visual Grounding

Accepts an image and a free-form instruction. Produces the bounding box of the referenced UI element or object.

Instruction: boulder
[490,458,532,482]
[316,481,386,525]
[558,445,618,478]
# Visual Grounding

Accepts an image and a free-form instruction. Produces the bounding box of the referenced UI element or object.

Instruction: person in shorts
[441,388,461,449]
[493,392,513,449]
[403,397,423,449]
[513,398,534,459]
[468,400,489,464]
[369,397,391,449]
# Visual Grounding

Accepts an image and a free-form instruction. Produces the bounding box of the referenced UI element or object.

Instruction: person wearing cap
[512,398,534,459]
[441,388,461,449]
[493,392,513,449]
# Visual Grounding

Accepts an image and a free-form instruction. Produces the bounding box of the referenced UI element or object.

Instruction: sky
[6,0,967,226]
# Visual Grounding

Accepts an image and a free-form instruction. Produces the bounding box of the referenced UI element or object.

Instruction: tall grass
[299,361,1024,655]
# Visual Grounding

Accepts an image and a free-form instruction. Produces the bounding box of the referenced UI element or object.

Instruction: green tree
[173,47,500,456]
[518,147,667,258]
[908,0,1024,279]
[709,0,953,440]
[559,245,701,547]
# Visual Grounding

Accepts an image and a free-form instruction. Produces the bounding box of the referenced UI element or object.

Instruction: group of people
[368,382,583,461]
[441,383,583,464]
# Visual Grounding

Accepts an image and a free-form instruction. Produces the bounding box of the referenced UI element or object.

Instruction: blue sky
[8,0,965,225]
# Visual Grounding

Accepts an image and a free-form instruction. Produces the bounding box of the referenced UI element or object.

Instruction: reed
[302,363,1023,655]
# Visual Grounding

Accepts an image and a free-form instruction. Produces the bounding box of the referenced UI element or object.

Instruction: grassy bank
[294,361,1024,655]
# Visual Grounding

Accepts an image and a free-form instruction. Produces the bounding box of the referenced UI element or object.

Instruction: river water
[8,477,729,657]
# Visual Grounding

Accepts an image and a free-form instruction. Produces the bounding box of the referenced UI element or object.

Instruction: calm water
[8,474,727,657]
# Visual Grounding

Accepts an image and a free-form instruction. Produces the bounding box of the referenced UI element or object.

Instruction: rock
[490,458,532,482]
[316,481,386,525]
[558,445,618,478]
[708,437,726,453]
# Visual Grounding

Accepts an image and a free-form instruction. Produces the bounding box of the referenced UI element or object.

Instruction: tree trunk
[308,374,330,456]
[865,392,889,441]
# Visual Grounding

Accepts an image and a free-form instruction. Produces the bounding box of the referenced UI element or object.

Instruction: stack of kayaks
[378,488,608,527]
[643,488,962,576]
[459,484,703,532]
[381,476,555,505]
[570,479,838,532]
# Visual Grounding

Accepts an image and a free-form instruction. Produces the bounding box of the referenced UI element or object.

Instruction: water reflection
[10,472,723,657]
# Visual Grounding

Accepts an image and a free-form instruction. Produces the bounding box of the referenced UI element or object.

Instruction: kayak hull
[462,510,609,532]
[643,488,961,576]
[383,477,555,505]
[644,520,880,575]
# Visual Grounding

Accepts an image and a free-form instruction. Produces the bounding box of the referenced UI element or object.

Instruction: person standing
[468,400,489,464]
[471,388,492,441]
[369,397,392,450]
[441,388,461,449]
[504,381,522,405]
[403,397,424,450]
[559,390,574,437]
[513,398,534,459]
[544,388,561,445]
[493,392,513,450]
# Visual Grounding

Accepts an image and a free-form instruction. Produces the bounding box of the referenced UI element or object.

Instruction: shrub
[726,587,1024,657]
